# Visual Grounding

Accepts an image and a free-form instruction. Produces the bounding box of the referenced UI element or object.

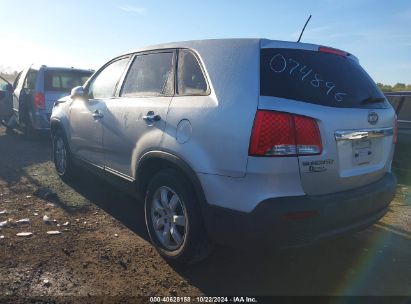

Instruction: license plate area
[352,138,373,165]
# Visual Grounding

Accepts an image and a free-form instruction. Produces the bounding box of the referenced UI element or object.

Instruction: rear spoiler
[259,39,359,63]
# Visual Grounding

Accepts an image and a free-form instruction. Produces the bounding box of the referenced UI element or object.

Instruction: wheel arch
[50,118,62,137]
[50,118,71,151]
[136,150,208,210]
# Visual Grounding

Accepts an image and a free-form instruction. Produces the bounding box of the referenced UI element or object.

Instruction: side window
[88,57,129,99]
[177,50,208,96]
[23,70,38,91]
[121,52,174,97]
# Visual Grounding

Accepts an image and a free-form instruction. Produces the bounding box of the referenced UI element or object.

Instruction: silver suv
[50,39,397,264]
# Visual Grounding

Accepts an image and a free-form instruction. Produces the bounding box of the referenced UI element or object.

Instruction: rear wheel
[145,169,210,265]
[52,129,75,180]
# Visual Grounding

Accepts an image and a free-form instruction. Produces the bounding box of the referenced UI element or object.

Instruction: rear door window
[121,52,174,97]
[45,70,92,92]
[260,48,387,108]
[177,49,208,96]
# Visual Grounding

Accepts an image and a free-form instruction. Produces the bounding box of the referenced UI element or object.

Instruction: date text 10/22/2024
[149,296,258,303]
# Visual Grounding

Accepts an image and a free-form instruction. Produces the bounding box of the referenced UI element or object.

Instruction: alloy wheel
[150,186,188,251]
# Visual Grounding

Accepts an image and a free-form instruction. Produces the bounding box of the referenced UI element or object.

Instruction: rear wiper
[362,97,386,104]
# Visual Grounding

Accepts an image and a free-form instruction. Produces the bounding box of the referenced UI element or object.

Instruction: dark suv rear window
[260,48,387,108]
[44,70,92,92]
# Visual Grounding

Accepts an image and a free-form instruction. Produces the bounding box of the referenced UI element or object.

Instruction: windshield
[260,48,388,108]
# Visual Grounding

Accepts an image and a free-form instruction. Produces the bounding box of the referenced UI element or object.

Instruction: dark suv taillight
[34,92,45,109]
[249,110,322,156]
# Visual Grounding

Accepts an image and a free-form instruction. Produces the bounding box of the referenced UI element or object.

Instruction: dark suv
[386,91,411,133]
[385,91,411,174]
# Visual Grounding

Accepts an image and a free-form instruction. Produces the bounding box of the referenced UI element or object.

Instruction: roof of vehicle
[29,64,94,73]
[121,38,359,63]
[125,38,322,56]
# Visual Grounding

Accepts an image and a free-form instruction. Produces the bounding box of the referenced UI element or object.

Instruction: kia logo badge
[368,112,379,125]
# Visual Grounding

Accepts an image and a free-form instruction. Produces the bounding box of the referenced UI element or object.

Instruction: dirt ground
[0,126,410,301]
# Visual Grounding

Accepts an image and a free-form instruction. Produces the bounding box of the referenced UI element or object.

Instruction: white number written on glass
[269,53,347,102]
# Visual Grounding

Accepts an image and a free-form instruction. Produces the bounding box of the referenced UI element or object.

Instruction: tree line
[377,83,411,92]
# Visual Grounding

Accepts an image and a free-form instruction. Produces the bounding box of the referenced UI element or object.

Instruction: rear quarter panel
[161,40,261,177]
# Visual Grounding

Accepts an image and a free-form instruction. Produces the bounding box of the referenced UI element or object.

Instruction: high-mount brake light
[318,46,347,57]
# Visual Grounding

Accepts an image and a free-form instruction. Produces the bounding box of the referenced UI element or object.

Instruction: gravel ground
[0,126,410,302]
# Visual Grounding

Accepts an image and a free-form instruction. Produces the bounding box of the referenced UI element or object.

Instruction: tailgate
[45,91,68,112]
[258,97,395,195]
[297,106,395,195]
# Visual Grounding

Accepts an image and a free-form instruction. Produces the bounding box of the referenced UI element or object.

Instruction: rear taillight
[294,115,323,155]
[393,114,398,144]
[318,46,347,57]
[34,92,45,109]
[249,110,322,157]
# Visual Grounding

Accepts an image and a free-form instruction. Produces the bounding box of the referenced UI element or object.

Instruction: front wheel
[145,169,211,265]
[52,129,75,180]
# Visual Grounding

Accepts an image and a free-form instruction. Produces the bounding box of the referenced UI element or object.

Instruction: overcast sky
[0,0,410,84]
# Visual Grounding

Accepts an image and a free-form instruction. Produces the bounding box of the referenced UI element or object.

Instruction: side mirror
[70,86,85,99]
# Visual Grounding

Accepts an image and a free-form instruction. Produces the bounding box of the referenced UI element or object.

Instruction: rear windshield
[260,48,387,108]
[44,70,92,92]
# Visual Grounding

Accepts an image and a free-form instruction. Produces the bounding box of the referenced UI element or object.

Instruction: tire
[52,129,76,180]
[145,169,211,266]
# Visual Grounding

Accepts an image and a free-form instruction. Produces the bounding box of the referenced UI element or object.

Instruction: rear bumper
[203,173,397,248]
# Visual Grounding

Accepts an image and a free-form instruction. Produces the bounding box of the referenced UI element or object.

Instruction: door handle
[92,110,104,119]
[142,111,161,122]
